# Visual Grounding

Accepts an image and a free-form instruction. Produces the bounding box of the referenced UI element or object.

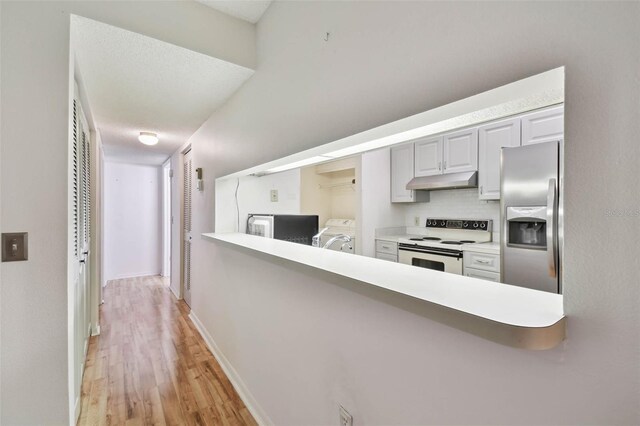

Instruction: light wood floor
[78,276,257,426]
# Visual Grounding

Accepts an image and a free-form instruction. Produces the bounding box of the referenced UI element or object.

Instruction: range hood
[406,171,478,191]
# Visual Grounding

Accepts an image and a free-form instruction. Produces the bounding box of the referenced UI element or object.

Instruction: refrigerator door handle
[547,178,557,277]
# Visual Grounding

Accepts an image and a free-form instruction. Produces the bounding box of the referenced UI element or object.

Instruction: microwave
[247,214,319,246]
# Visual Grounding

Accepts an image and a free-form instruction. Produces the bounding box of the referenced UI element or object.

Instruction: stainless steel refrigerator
[501,141,561,293]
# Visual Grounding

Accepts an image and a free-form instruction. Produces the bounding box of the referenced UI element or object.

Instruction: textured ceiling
[195,0,272,23]
[72,15,254,165]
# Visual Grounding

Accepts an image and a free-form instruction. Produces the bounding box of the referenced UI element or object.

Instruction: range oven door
[398,246,463,275]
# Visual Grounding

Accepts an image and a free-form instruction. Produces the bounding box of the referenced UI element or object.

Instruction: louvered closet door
[81,130,91,347]
[71,96,92,417]
[71,99,82,405]
[183,150,193,307]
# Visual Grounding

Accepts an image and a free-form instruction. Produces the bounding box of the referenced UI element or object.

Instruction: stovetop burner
[423,237,442,241]
[409,238,424,241]
[441,241,463,245]
[460,240,476,243]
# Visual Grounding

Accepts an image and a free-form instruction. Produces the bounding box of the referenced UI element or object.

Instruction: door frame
[162,160,171,279]
[181,147,193,306]
[177,144,191,302]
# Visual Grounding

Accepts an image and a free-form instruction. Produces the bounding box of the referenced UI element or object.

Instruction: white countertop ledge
[203,233,565,347]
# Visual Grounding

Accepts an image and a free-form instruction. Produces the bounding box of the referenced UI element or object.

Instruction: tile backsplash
[403,188,501,241]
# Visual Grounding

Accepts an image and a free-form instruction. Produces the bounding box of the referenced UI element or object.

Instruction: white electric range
[398,218,492,275]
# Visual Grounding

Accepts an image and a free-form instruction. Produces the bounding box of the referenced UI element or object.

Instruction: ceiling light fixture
[138,131,159,146]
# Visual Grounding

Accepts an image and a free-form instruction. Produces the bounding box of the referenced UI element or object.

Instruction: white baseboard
[105,272,161,281]
[189,311,272,426]
[169,284,182,300]
[74,395,81,424]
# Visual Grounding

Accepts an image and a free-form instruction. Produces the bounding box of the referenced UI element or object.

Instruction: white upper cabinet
[414,136,443,177]
[443,128,478,173]
[391,143,417,202]
[478,117,521,200]
[521,105,564,146]
[414,129,478,176]
[389,104,563,202]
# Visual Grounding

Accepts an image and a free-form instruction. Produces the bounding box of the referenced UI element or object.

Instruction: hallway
[78,276,256,425]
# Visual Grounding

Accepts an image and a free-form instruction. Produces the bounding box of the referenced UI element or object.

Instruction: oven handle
[398,247,463,259]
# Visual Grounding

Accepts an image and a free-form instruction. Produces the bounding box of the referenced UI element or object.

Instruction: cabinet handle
[443,161,447,170]
[438,161,441,171]
[475,259,491,264]
[480,185,483,194]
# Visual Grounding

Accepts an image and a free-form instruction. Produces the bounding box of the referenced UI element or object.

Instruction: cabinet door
[464,268,501,283]
[376,252,398,262]
[414,136,442,177]
[463,251,501,273]
[478,118,520,200]
[390,143,415,202]
[375,240,398,255]
[443,128,478,173]
[521,105,564,146]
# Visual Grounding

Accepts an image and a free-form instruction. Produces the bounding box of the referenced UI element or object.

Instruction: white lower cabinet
[463,251,500,282]
[464,268,500,282]
[375,240,398,262]
[376,252,398,262]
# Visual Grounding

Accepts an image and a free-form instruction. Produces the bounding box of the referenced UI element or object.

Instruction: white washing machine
[319,218,356,254]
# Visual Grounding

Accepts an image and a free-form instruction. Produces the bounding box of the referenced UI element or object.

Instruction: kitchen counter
[462,242,501,255]
[377,237,501,255]
[204,232,565,350]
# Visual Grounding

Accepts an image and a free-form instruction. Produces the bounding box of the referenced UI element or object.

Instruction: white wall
[103,161,162,281]
[188,1,639,425]
[300,166,332,227]
[0,2,3,421]
[404,189,501,240]
[1,4,72,423]
[0,2,255,424]
[215,168,302,233]
[360,148,405,257]
[326,169,357,220]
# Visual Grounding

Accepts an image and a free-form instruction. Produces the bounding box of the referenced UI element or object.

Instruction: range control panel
[425,218,492,231]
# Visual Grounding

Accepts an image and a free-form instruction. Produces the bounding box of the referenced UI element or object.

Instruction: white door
[478,117,521,200]
[521,105,564,146]
[390,143,415,202]
[182,150,193,307]
[443,128,478,173]
[414,136,442,177]
[71,94,92,420]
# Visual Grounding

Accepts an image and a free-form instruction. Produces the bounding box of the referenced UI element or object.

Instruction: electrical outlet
[414,216,420,226]
[339,406,353,426]
[270,189,278,202]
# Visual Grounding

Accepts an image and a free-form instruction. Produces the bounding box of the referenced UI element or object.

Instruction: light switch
[270,189,278,202]
[2,232,28,262]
